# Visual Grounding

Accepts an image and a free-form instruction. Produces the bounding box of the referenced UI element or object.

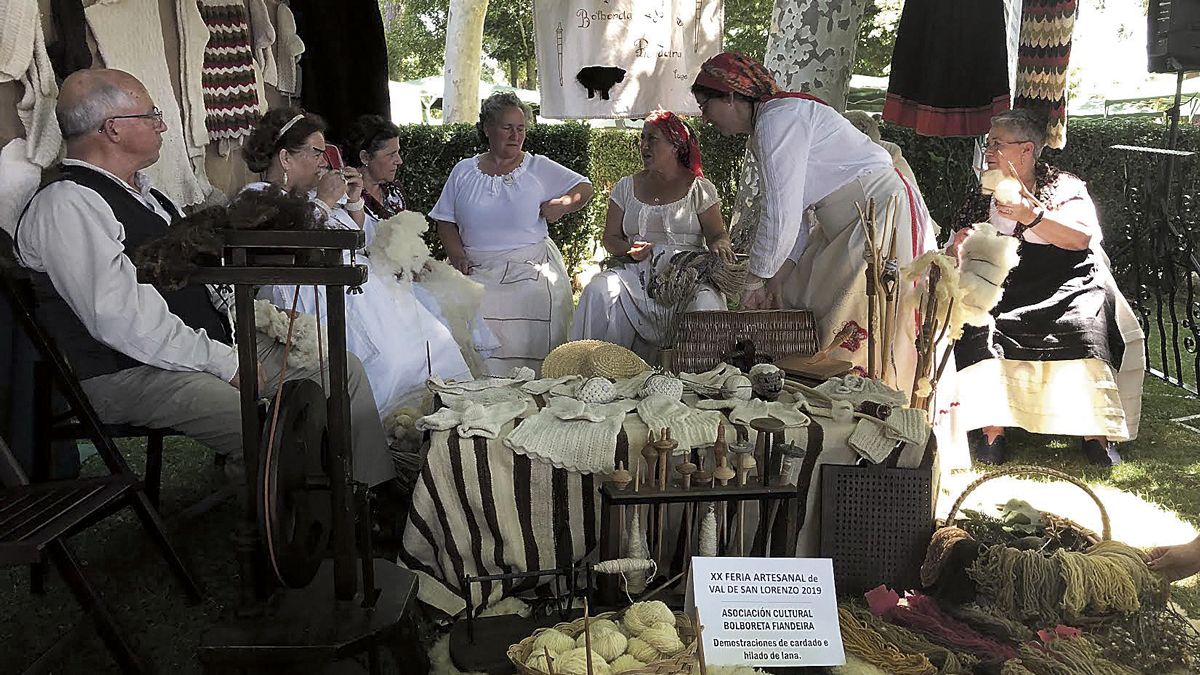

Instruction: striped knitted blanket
[198,0,263,144]
[1014,0,1078,149]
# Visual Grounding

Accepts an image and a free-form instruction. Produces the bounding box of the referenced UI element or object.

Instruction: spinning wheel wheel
[258,379,333,588]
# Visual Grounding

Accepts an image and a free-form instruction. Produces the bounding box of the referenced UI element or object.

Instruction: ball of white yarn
[531,628,576,656]
[621,600,675,635]
[610,654,647,673]
[589,618,621,635]
[575,625,627,662]
[553,647,611,675]
[638,622,684,656]
[721,374,754,400]
[525,651,553,672]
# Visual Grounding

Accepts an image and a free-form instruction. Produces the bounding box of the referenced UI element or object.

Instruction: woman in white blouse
[431,92,593,375]
[691,52,937,393]
[243,108,474,418]
[572,110,734,362]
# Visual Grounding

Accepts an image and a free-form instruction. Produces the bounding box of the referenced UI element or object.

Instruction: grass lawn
[2,376,1199,674]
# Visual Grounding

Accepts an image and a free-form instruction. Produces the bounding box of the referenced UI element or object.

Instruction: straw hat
[542,340,649,379]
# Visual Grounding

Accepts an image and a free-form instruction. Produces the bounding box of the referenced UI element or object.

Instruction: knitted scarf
[1014,0,1078,150]
[198,0,263,144]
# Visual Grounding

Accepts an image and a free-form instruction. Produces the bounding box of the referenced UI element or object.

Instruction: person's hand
[1148,538,1200,582]
[996,197,1038,226]
[315,169,349,206]
[708,237,736,264]
[448,253,471,275]
[947,226,973,262]
[628,241,655,261]
[341,166,364,202]
[540,197,572,223]
[228,362,267,393]
[739,275,778,309]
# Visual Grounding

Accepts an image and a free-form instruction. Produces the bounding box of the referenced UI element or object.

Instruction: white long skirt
[571,245,726,364]
[465,238,574,376]
[263,262,472,418]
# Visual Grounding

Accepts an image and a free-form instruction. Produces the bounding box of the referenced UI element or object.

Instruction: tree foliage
[381,0,447,81]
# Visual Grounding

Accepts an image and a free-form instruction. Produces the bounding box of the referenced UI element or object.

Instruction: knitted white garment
[848,419,897,463]
[635,395,723,453]
[2,1,61,168]
[438,386,532,409]
[813,374,907,408]
[427,374,529,396]
[416,399,528,439]
[85,0,208,206]
[273,1,304,96]
[677,363,743,396]
[611,370,654,400]
[0,139,41,237]
[521,375,581,397]
[695,398,811,428]
[503,398,637,474]
[885,407,931,447]
[247,0,278,87]
[176,0,212,150]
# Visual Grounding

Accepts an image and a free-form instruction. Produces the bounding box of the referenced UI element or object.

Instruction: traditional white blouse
[610,175,720,250]
[751,97,892,278]
[429,152,589,252]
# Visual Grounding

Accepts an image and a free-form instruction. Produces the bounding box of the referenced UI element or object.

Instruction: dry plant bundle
[855,196,901,386]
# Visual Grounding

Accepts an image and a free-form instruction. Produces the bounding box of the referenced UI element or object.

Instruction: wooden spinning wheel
[258,379,333,588]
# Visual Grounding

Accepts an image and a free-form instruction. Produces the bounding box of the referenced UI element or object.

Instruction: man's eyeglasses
[99,107,164,131]
[984,138,1030,152]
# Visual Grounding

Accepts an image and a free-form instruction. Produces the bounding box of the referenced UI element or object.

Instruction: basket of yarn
[506,601,697,675]
[921,464,1169,623]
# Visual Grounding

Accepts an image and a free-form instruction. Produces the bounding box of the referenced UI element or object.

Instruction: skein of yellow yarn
[610,654,646,673]
[589,618,621,635]
[638,622,685,656]
[575,626,627,662]
[625,637,663,664]
[531,628,576,656]
[526,652,554,672]
[621,601,675,635]
[553,647,611,675]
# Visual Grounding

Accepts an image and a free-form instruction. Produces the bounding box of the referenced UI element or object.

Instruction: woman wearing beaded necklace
[571,110,734,362]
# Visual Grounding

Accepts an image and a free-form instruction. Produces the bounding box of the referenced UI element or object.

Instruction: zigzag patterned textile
[1015,0,1077,149]
[198,0,262,144]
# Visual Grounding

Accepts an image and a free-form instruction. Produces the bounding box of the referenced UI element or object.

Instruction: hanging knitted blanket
[1014,0,1078,149]
[198,0,263,144]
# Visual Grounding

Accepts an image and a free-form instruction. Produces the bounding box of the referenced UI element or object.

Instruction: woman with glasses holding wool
[948,108,1144,467]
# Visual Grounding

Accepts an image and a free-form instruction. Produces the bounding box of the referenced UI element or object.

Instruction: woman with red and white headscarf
[692,52,938,397]
[571,110,734,362]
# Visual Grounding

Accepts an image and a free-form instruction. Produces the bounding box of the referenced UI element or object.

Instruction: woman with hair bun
[343,114,407,226]
[571,110,733,362]
[244,108,474,419]
[430,92,593,376]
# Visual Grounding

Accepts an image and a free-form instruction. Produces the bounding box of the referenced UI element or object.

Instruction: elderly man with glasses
[11,69,398,493]
[948,108,1144,467]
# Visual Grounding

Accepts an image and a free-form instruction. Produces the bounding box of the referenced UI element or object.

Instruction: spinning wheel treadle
[258,379,333,588]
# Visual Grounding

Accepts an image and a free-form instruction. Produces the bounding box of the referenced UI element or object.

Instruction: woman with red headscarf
[571,110,734,362]
[692,52,938,396]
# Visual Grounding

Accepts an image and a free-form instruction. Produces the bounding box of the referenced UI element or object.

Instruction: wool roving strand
[852,608,973,673]
[838,607,937,675]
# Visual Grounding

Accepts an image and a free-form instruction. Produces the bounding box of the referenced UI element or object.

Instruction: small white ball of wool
[621,600,675,635]
[993,176,1024,206]
[575,628,627,662]
[721,374,754,400]
[531,628,576,656]
[624,637,663,664]
[638,622,685,656]
[609,653,646,673]
[553,647,610,675]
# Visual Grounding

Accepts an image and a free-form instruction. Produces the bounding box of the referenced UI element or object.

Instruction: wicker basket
[671,309,819,374]
[506,610,697,675]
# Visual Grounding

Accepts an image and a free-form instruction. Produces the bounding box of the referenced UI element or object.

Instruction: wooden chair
[0,432,202,674]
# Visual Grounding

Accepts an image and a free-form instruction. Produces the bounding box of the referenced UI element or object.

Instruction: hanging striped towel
[198,0,263,144]
[1014,0,1078,149]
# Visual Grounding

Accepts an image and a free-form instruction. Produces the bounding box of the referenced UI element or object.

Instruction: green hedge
[399,118,1199,280]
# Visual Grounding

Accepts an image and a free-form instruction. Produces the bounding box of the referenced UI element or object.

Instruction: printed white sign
[532,0,725,119]
[690,557,846,667]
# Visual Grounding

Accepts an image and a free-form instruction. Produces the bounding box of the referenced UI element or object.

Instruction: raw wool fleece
[370,212,489,376]
[902,250,969,340]
[957,222,1020,327]
[253,298,327,370]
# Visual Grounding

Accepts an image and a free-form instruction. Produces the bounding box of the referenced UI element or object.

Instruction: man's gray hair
[57,80,137,139]
[476,92,533,144]
[991,108,1048,158]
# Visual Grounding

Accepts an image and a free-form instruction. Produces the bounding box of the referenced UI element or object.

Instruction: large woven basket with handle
[507,610,697,675]
[671,309,819,374]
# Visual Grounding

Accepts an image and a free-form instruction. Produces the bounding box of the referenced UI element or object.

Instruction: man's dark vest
[14,163,231,380]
